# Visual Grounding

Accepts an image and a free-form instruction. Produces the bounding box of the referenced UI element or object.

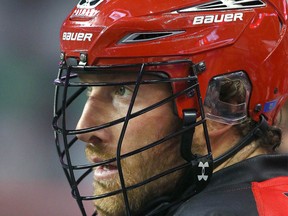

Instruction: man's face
[76,72,184,215]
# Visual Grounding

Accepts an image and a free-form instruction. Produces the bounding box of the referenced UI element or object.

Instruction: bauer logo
[77,0,104,9]
[62,32,93,42]
[193,12,243,25]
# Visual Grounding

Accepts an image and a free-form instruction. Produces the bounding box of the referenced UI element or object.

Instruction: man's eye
[115,86,130,96]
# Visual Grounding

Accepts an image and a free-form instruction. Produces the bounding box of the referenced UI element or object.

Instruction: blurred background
[0,1,92,215]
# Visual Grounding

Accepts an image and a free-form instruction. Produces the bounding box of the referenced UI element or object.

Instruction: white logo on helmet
[193,12,243,25]
[77,0,104,9]
[62,32,93,42]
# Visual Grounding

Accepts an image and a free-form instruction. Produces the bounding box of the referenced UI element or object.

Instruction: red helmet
[60,0,288,125]
[54,0,288,215]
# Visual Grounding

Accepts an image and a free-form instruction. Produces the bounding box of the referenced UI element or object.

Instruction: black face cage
[53,59,213,216]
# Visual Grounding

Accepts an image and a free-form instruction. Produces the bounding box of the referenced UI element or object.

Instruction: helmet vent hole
[119,31,185,44]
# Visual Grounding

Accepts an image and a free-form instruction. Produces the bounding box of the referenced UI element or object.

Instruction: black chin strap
[176,109,213,196]
[213,115,269,169]
[141,110,213,216]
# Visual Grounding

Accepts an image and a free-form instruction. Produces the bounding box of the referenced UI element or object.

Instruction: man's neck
[213,139,270,172]
[206,120,271,172]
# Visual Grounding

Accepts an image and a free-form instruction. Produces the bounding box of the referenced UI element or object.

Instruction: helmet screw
[80,53,87,63]
[254,104,262,113]
[197,61,206,73]
[187,90,195,98]
[274,88,278,94]
[60,52,65,60]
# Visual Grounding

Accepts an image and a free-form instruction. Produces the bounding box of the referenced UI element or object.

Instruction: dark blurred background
[0,1,90,215]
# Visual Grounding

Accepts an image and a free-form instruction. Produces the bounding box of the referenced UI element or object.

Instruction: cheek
[122,110,180,153]
[123,116,160,151]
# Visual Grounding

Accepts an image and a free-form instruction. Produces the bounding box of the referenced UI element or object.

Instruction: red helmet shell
[60,0,288,124]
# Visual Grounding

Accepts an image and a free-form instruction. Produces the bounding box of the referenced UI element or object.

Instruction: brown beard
[86,142,184,216]
[93,166,183,216]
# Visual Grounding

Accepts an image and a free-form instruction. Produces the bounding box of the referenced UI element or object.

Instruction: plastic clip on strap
[181,109,198,162]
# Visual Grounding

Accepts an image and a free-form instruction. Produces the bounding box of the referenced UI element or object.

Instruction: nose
[76,100,111,145]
